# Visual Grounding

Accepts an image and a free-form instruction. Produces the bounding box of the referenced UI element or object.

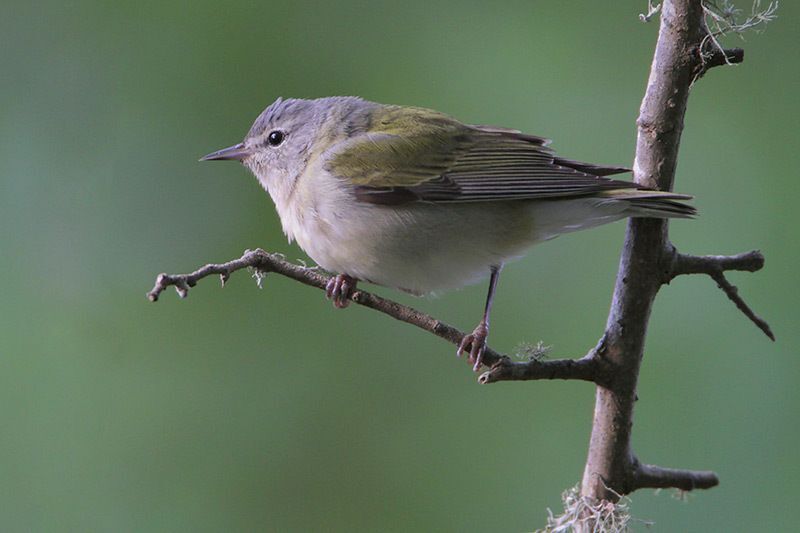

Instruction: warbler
[201,97,694,370]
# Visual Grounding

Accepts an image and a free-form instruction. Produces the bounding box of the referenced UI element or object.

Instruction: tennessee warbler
[201,96,694,370]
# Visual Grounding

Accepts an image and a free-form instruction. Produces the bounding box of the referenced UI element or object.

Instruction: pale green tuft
[515,341,552,361]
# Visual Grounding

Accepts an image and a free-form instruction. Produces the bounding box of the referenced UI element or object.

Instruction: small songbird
[201,97,694,370]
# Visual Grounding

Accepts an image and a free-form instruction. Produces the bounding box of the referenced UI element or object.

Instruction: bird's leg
[325,274,358,309]
[457,264,503,371]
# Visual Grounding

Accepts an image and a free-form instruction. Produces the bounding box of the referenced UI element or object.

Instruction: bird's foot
[325,274,357,309]
[457,322,489,372]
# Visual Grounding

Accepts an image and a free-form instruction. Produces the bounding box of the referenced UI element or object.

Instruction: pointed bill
[199,142,250,162]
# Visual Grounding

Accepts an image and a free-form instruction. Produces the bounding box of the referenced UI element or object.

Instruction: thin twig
[149,249,603,382]
[670,249,764,276]
[709,270,775,340]
[700,45,744,67]
[148,249,503,356]
[668,249,774,340]
[692,46,744,81]
[632,459,720,491]
[478,355,599,385]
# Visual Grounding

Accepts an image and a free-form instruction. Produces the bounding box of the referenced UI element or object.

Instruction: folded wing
[325,106,638,205]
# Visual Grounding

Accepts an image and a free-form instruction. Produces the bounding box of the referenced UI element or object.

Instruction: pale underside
[277,181,651,295]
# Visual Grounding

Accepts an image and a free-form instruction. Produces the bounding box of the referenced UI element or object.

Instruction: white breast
[263,167,631,295]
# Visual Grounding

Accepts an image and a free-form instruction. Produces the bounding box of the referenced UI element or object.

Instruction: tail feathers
[599,189,697,219]
[627,198,697,218]
[552,156,631,177]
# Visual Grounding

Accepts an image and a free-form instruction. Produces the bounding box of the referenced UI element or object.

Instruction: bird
[200,96,694,370]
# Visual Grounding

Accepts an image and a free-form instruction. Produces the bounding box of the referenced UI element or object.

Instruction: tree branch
[580,0,735,507]
[478,354,599,385]
[692,46,744,81]
[150,249,604,377]
[667,249,774,340]
[707,269,774,340]
[700,46,744,68]
[670,249,764,276]
[147,249,503,366]
[631,458,720,491]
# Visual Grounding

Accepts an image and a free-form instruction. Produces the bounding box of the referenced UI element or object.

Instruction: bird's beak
[199,142,250,162]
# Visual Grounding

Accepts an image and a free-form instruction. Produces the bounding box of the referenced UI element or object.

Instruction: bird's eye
[267,130,285,146]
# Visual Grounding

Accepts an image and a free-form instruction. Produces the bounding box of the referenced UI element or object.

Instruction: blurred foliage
[1,1,798,531]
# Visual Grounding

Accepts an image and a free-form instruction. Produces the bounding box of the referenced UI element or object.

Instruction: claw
[325,278,334,298]
[325,274,357,309]
[457,323,489,371]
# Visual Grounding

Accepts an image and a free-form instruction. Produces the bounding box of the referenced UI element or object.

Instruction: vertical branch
[580,0,707,502]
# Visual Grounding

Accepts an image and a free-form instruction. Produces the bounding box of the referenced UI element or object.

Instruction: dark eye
[267,130,285,146]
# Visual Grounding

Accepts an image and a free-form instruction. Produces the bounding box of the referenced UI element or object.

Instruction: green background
[2,1,797,531]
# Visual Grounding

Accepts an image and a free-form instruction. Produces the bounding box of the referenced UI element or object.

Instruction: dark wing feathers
[551,157,630,177]
[329,111,636,205]
[468,125,552,146]
[407,132,635,203]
